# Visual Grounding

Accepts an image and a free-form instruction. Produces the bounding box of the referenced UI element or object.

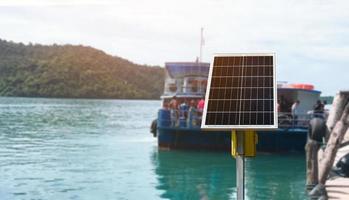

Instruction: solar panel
[201,53,277,130]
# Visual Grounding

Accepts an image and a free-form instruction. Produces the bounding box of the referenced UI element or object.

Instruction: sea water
[0,97,307,199]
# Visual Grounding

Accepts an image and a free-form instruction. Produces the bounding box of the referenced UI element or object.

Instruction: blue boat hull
[157,127,307,152]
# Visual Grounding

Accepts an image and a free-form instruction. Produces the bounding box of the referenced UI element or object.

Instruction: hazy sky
[0,0,348,95]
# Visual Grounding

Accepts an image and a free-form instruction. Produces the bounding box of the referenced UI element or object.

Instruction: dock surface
[326,145,349,199]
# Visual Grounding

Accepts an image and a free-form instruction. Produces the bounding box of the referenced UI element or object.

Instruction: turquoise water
[0,97,307,199]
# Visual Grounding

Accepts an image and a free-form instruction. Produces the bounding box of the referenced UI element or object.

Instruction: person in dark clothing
[279,95,288,112]
[179,99,189,119]
[313,100,324,118]
[323,100,327,110]
[314,100,324,113]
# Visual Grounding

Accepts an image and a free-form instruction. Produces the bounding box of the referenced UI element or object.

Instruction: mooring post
[326,92,349,135]
[309,91,349,198]
[306,117,326,191]
[318,103,349,184]
[236,131,245,200]
[305,139,321,191]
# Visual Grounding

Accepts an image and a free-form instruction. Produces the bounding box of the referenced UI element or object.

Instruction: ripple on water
[13,192,26,196]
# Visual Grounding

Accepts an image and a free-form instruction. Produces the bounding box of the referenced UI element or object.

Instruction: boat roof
[278,87,321,94]
[165,62,210,78]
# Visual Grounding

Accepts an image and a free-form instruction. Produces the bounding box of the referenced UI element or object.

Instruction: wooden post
[305,139,321,191]
[343,128,349,143]
[326,92,349,140]
[306,117,326,191]
[318,102,349,184]
[309,100,349,198]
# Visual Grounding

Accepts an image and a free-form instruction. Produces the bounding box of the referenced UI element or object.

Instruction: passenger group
[168,96,327,128]
[167,96,205,128]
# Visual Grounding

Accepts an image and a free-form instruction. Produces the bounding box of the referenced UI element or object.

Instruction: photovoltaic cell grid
[202,54,276,129]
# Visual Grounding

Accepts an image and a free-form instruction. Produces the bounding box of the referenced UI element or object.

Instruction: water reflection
[245,154,307,200]
[152,150,307,200]
[152,150,236,200]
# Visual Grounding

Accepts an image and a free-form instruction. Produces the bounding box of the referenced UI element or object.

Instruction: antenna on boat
[199,27,205,63]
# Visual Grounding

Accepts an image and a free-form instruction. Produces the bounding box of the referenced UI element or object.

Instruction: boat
[151,62,323,152]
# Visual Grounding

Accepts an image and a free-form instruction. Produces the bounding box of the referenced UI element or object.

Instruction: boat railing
[157,109,202,129]
[164,86,206,96]
[278,112,327,129]
[278,112,310,129]
[157,109,326,129]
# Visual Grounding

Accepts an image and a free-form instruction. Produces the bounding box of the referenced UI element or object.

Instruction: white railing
[158,110,327,129]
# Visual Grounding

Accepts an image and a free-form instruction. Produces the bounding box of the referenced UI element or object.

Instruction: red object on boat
[288,83,314,90]
[197,99,205,110]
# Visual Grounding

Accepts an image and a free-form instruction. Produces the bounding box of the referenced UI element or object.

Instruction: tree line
[0,39,164,99]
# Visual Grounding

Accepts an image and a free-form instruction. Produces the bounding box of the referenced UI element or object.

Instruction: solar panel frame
[201,53,278,130]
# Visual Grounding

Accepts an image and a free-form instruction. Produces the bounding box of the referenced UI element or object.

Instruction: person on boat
[197,98,205,125]
[323,100,327,107]
[169,96,179,127]
[279,95,289,113]
[314,100,324,112]
[179,99,189,120]
[169,96,178,109]
[291,100,300,126]
[313,100,325,118]
[187,100,198,127]
[163,102,170,110]
[322,100,329,118]
[197,98,205,112]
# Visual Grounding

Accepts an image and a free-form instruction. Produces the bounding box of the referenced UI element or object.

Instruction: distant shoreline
[0,95,161,101]
[0,39,164,100]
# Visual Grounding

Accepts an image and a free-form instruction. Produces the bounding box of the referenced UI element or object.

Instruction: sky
[0,0,348,95]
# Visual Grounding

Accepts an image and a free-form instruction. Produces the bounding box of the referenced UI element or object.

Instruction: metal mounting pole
[199,27,204,62]
[236,131,245,200]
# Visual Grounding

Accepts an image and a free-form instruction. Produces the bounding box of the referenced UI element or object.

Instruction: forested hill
[0,39,164,99]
